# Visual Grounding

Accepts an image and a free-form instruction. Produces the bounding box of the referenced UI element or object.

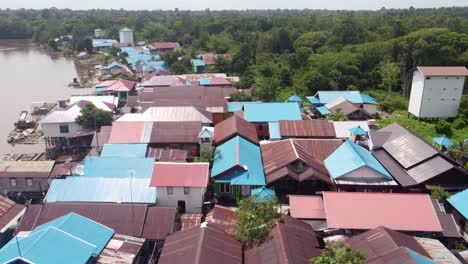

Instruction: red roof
[150,162,209,187]
[208,77,232,86]
[417,66,468,76]
[279,120,336,138]
[108,122,147,144]
[289,195,326,219]
[151,42,180,50]
[214,116,258,146]
[205,205,239,236]
[323,192,443,232]
[0,196,25,230]
[107,79,136,92]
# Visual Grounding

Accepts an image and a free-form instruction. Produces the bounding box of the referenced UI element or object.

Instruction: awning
[432,135,453,148]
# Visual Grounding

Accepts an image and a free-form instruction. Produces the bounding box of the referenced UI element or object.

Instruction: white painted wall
[41,122,83,138]
[119,31,134,43]
[156,186,206,213]
[409,70,465,118]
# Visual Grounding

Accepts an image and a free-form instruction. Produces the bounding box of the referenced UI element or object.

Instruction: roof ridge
[274,222,290,264]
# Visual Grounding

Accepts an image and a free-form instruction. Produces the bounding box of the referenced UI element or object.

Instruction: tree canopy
[310,242,366,264]
[75,104,113,130]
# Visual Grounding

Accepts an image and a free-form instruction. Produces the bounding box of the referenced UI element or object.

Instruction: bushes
[453,116,467,129]
[435,119,452,136]
[367,90,408,113]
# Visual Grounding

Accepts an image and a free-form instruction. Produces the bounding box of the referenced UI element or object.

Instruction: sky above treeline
[0,0,466,11]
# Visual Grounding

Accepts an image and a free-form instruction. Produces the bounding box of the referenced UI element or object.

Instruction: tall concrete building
[119,27,134,44]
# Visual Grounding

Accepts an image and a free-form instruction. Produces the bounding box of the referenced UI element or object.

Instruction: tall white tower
[119,28,134,44]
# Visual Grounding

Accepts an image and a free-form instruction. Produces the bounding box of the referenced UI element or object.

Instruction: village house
[0,160,55,199]
[146,147,188,162]
[140,75,187,87]
[332,120,371,140]
[370,123,468,191]
[447,189,468,242]
[94,79,136,102]
[148,42,180,53]
[211,136,266,200]
[92,39,117,51]
[150,162,209,213]
[306,91,378,117]
[190,58,205,73]
[261,139,342,198]
[409,66,468,118]
[278,120,336,139]
[0,196,26,246]
[213,115,259,146]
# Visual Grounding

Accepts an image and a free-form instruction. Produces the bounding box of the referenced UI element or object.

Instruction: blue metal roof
[211,136,265,186]
[104,61,125,70]
[268,122,281,140]
[360,93,378,104]
[306,96,322,105]
[251,186,276,202]
[243,103,302,122]
[432,135,453,148]
[83,156,154,178]
[0,213,114,264]
[191,59,205,67]
[46,177,156,203]
[448,189,468,219]
[199,77,211,85]
[405,248,436,264]
[324,140,392,179]
[226,102,260,112]
[316,106,331,115]
[349,126,368,136]
[317,91,364,104]
[100,144,148,158]
[287,93,303,102]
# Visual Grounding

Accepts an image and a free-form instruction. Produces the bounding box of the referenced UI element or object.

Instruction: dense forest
[1,7,468,101]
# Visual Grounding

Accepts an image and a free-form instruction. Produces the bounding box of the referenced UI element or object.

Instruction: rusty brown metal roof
[261,139,342,184]
[159,224,242,264]
[205,205,239,236]
[431,200,461,238]
[49,161,81,178]
[146,147,188,162]
[245,216,322,264]
[347,226,430,262]
[279,120,336,138]
[91,126,112,147]
[0,161,55,178]
[417,66,468,76]
[18,203,176,240]
[179,214,203,231]
[0,196,25,230]
[150,121,201,144]
[97,234,145,264]
[213,116,258,146]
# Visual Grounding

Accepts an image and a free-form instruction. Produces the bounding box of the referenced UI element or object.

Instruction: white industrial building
[409,66,468,118]
[94,28,105,38]
[119,27,134,44]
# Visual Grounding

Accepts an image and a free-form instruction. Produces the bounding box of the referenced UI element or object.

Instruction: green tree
[378,60,400,93]
[447,141,468,165]
[294,31,330,51]
[310,242,365,264]
[435,120,452,136]
[252,77,279,102]
[76,104,113,130]
[48,38,58,50]
[430,186,450,202]
[230,91,253,102]
[235,196,279,248]
[327,109,348,121]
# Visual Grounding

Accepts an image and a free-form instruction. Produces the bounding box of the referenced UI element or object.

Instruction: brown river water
[0,39,93,155]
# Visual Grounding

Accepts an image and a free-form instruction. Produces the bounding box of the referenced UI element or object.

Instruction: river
[0,39,93,156]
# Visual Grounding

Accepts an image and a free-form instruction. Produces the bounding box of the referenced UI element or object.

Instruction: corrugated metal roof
[97,234,145,264]
[245,216,322,264]
[324,140,393,180]
[243,103,302,122]
[91,126,112,147]
[213,115,258,146]
[226,101,261,112]
[151,162,209,187]
[151,42,180,49]
[250,186,276,202]
[333,121,370,138]
[205,206,239,236]
[448,189,468,219]
[430,200,461,238]
[288,93,303,102]
[417,66,468,76]
[372,149,417,187]
[191,58,205,67]
[46,177,156,204]
[322,192,443,232]
[100,144,148,158]
[159,224,242,264]
[211,136,266,186]
[146,147,188,162]
[83,156,154,178]
[306,96,321,105]
[268,122,281,140]
[326,97,361,116]
[150,121,201,144]
[289,195,326,219]
[349,126,368,136]
[0,196,25,232]
[317,91,364,104]
[279,120,336,138]
[140,75,186,87]
[415,237,462,264]
[0,160,55,178]
[117,106,213,123]
[108,121,153,144]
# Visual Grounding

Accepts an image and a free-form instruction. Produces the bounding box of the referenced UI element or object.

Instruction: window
[184,187,190,194]
[167,186,173,195]
[426,77,431,80]
[26,178,33,186]
[220,183,230,193]
[59,124,69,134]
[9,178,16,187]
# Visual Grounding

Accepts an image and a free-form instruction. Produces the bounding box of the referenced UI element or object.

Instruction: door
[177,200,186,214]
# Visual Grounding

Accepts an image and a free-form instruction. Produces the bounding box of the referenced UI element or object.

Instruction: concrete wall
[156,186,206,213]
[0,177,49,195]
[119,31,134,43]
[409,70,425,117]
[41,122,82,138]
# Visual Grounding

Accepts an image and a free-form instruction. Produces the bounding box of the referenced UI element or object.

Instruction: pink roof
[151,42,180,49]
[141,75,186,87]
[417,66,468,76]
[150,162,209,187]
[107,80,136,92]
[323,192,443,232]
[289,195,326,219]
[108,122,146,144]
[208,77,231,86]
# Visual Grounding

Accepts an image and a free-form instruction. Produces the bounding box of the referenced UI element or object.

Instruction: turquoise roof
[306,96,322,105]
[288,93,303,102]
[268,122,281,140]
[360,93,378,104]
[199,77,211,85]
[251,186,276,202]
[324,140,392,179]
[0,213,114,264]
[191,59,205,67]
[136,60,168,72]
[137,41,146,46]
[83,156,154,178]
[92,39,116,48]
[316,106,331,115]
[432,135,453,148]
[317,91,364,104]
[46,177,156,203]
[406,248,436,264]
[211,136,265,186]
[243,103,301,122]
[226,102,260,112]
[349,126,368,136]
[448,190,468,219]
[101,144,148,158]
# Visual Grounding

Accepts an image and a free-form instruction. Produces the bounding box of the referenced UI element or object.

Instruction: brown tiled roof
[146,147,188,162]
[0,196,25,230]
[214,116,258,146]
[18,203,176,240]
[261,139,342,184]
[158,224,242,264]
[150,121,201,144]
[245,216,322,264]
[417,66,468,76]
[279,120,336,138]
[347,226,430,262]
